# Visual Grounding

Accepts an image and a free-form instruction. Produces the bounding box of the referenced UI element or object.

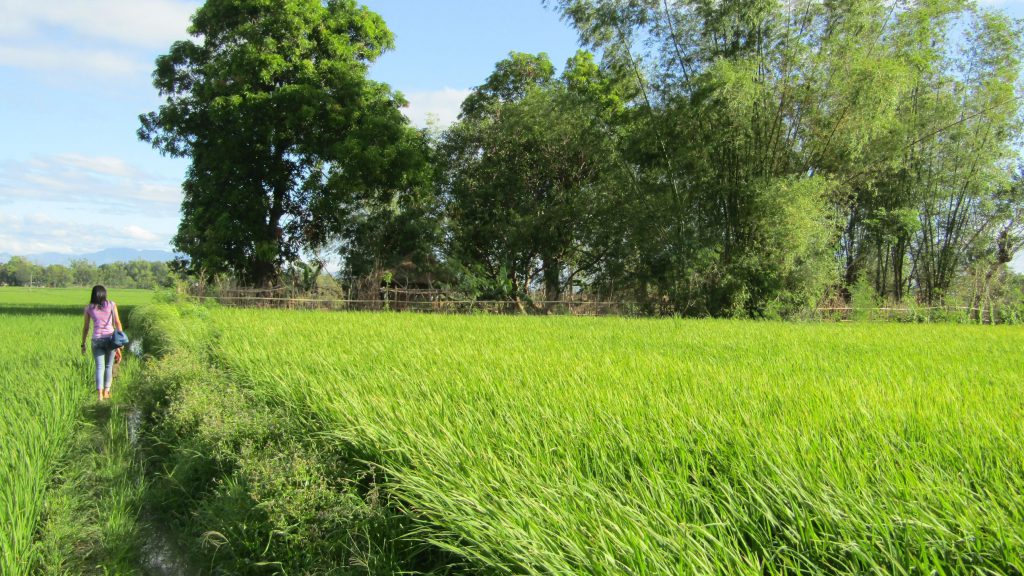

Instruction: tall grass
[0,313,89,574]
[196,309,1024,574]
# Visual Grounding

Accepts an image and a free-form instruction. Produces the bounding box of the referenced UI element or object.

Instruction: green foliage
[140,0,428,287]
[996,272,1024,323]
[441,51,621,306]
[0,256,39,286]
[0,257,172,289]
[131,0,1024,314]
[850,276,882,321]
[288,259,324,293]
[460,52,557,118]
[519,0,1024,315]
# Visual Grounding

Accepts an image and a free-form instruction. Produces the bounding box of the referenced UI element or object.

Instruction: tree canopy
[517,0,1024,315]
[139,0,426,286]
[0,257,172,289]
[141,0,1024,318]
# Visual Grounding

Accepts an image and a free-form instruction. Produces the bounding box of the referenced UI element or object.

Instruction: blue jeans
[91,337,115,391]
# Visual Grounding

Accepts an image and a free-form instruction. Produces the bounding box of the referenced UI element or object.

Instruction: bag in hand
[110,330,129,349]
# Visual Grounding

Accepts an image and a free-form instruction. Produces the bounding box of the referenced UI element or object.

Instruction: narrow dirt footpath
[33,350,193,575]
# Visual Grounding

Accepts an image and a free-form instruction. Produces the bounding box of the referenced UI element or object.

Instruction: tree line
[141,0,1024,317]
[0,256,173,290]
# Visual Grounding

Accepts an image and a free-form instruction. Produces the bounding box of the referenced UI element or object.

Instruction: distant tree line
[0,256,173,290]
[142,0,1024,317]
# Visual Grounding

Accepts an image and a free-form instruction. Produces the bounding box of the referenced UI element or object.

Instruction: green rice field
[2,290,1022,574]
[143,306,1024,574]
[0,287,155,309]
[0,312,90,573]
[0,288,153,574]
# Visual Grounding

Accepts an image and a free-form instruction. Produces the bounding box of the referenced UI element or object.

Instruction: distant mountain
[3,248,178,266]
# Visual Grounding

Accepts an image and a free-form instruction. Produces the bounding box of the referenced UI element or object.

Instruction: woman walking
[81,285,122,401]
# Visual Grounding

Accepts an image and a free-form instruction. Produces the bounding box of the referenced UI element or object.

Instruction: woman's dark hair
[90,285,108,308]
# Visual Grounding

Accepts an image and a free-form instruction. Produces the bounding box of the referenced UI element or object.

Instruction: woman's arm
[113,303,123,331]
[81,311,90,354]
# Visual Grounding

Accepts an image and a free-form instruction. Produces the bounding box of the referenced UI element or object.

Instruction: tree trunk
[543,256,561,312]
[972,229,1013,323]
[253,181,287,288]
[891,238,907,302]
[843,209,861,291]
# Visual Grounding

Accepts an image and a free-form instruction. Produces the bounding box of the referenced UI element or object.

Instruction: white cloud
[977,0,1024,7]
[0,0,199,49]
[0,44,144,76]
[57,154,136,178]
[401,87,471,128]
[0,211,171,254]
[0,153,183,211]
[23,172,73,191]
[135,182,183,203]
[125,225,161,243]
[0,0,198,77]
[0,152,182,257]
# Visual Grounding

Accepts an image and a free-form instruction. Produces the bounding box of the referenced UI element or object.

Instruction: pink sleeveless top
[86,302,117,338]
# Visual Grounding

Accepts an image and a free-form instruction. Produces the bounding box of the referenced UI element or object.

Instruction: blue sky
[0,0,1022,272]
[362,0,582,125]
[0,0,581,258]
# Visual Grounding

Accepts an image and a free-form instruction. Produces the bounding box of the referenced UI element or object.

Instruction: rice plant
[196,309,1024,574]
[0,312,89,574]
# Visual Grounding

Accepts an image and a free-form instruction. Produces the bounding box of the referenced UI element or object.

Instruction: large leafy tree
[440,52,622,308]
[140,0,424,286]
[547,0,845,315]
[545,0,1022,315]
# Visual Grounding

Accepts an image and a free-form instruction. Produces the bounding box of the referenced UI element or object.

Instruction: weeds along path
[130,303,1024,575]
